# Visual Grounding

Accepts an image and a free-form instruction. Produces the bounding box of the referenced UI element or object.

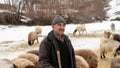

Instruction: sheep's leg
[103,54,106,58]
[82,31,83,35]
[32,40,34,45]
[100,52,106,59]
[100,55,105,59]
[100,55,102,59]
[114,53,117,57]
[79,31,80,36]
[36,37,39,43]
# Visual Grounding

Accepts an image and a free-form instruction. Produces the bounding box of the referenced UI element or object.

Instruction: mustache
[59,29,64,32]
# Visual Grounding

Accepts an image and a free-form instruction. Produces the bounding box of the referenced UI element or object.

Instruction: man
[39,15,76,68]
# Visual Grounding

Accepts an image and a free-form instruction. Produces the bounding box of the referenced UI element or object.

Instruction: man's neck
[53,32,64,42]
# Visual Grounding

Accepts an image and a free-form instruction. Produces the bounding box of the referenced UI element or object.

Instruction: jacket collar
[47,30,68,41]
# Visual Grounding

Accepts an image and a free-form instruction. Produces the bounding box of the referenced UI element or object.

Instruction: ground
[0,33,117,68]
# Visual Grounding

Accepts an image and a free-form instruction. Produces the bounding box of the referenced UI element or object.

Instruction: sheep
[111,33,120,42]
[114,45,120,57]
[104,30,111,39]
[110,56,120,68]
[28,26,42,46]
[110,23,115,32]
[27,50,39,56]
[0,59,17,68]
[28,31,38,46]
[35,25,42,34]
[18,53,39,68]
[75,55,89,68]
[100,38,120,59]
[75,49,98,68]
[103,30,120,42]
[12,58,35,68]
[73,24,86,36]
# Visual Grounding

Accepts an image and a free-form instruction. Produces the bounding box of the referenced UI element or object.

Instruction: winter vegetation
[0,0,109,25]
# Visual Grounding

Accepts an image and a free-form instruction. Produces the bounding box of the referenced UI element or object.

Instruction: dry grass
[67,33,104,38]
[0,41,14,44]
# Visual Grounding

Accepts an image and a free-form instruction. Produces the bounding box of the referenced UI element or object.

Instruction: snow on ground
[0,21,120,60]
[0,0,120,60]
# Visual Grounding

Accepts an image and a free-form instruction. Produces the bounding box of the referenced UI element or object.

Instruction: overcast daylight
[0,0,120,68]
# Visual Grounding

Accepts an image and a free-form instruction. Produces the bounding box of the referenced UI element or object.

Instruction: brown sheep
[75,49,98,68]
[28,26,42,46]
[111,56,120,68]
[27,50,39,56]
[111,33,120,42]
[18,53,39,68]
[28,31,38,46]
[73,24,86,36]
[100,38,120,59]
[12,58,35,68]
[75,55,89,68]
[114,45,120,57]
[0,59,17,68]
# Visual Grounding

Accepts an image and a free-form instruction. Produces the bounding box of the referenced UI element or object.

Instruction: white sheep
[103,30,111,39]
[100,38,120,59]
[73,24,86,36]
[75,55,89,68]
[0,59,17,68]
[35,25,42,34]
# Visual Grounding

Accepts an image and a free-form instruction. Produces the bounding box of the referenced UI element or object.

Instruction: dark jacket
[39,31,76,68]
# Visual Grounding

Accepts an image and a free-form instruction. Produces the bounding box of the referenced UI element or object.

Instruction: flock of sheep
[0,23,120,68]
[0,49,98,68]
[73,23,120,68]
[0,50,39,68]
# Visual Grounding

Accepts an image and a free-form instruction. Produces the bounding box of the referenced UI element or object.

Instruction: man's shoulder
[64,34,71,41]
[41,36,53,44]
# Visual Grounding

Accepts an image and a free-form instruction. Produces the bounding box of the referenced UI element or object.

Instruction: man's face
[52,23,65,36]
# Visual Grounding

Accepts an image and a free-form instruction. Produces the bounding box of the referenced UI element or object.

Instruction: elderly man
[39,15,76,68]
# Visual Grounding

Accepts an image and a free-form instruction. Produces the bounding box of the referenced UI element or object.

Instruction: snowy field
[0,21,120,60]
[0,0,120,62]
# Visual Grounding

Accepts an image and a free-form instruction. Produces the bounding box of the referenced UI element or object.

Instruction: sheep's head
[104,30,111,38]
